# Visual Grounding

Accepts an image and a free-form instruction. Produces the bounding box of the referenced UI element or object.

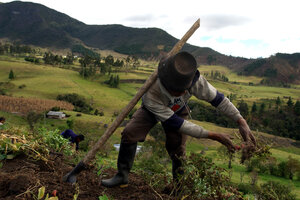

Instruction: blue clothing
[61,129,79,150]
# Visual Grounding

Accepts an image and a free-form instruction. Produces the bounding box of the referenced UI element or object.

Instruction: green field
[1,55,300,199]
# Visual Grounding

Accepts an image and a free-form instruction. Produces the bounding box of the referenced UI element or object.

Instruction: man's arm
[207,131,235,152]
[178,121,235,152]
[190,74,256,146]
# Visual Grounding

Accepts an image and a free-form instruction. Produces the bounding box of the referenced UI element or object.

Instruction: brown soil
[0,154,174,200]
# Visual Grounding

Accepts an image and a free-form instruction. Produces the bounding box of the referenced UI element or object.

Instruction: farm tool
[63,19,200,183]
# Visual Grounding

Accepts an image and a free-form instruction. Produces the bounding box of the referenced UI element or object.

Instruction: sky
[2,0,300,58]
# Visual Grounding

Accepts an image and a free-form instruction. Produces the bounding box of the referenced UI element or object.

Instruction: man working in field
[60,129,85,151]
[101,51,256,188]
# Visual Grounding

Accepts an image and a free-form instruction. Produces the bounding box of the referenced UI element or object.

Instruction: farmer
[0,117,5,128]
[101,51,256,188]
[60,129,85,151]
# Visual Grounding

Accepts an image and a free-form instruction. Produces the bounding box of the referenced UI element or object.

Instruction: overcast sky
[2,0,300,58]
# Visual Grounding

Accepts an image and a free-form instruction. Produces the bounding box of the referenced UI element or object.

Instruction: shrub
[0,89,6,95]
[256,181,296,200]
[56,93,93,114]
[177,153,243,199]
[66,119,74,129]
[8,69,15,80]
[24,57,40,64]
[50,106,61,111]
[18,84,26,89]
[38,128,73,156]
[26,111,43,131]
[237,183,256,195]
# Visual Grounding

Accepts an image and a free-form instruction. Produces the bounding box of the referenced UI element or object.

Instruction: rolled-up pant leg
[121,106,157,144]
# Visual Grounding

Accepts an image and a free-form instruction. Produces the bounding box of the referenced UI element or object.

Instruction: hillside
[0,53,300,199]
[0,1,219,58]
[239,53,300,85]
[0,1,300,84]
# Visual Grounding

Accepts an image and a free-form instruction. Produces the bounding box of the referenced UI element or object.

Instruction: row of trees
[0,43,34,55]
[43,52,74,65]
[238,97,300,140]
[188,96,300,140]
[203,70,229,82]
[247,155,300,180]
[104,75,120,88]
[79,54,140,78]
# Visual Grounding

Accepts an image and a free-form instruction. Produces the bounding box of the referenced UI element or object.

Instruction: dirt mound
[0,154,173,200]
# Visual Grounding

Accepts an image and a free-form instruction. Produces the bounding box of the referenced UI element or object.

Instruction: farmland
[0,54,300,199]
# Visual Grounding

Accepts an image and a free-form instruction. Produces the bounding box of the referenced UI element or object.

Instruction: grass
[0,60,142,115]
[199,65,263,84]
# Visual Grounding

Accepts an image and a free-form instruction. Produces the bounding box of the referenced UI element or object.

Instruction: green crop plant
[98,195,109,200]
[37,186,58,200]
[37,128,73,156]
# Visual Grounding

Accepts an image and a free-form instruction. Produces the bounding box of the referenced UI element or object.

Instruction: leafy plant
[37,186,58,200]
[98,194,109,200]
[175,153,244,200]
[38,128,73,155]
[0,129,48,162]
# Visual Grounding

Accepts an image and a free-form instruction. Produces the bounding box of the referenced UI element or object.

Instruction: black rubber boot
[62,161,86,183]
[101,142,137,188]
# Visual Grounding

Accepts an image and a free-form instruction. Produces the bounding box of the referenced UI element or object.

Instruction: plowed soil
[0,153,174,200]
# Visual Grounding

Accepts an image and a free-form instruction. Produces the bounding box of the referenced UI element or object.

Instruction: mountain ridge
[0,1,300,84]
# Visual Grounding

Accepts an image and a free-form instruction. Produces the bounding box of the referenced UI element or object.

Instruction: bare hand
[238,118,256,146]
[208,132,235,153]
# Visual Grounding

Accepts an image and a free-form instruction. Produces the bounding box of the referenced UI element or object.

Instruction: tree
[251,102,257,113]
[100,63,107,75]
[294,101,300,116]
[105,55,114,66]
[217,146,234,168]
[207,55,216,65]
[237,100,249,117]
[131,56,140,69]
[26,111,42,131]
[63,53,74,65]
[259,103,265,114]
[8,69,15,79]
[286,156,300,180]
[287,96,293,107]
[276,96,281,108]
[257,181,296,200]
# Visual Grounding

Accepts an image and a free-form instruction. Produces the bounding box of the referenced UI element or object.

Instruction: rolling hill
[0,1,300,84]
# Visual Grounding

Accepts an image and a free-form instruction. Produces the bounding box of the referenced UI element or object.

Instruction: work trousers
[121,106,188,161]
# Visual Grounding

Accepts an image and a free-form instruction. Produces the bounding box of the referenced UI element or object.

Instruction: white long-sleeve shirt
[142,71,242,138]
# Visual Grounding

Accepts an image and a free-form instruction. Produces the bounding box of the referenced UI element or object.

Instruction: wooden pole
[82,19,200,164]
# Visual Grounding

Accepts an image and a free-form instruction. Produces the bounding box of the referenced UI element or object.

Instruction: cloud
[124,14,156,23]
[201,14,251,31]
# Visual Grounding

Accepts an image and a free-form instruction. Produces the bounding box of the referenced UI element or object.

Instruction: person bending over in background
[60,129,85,151]
[0,117,5,127]
[101,51,256,188]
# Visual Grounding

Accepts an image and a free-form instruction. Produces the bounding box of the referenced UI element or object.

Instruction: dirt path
[0,154,174,200]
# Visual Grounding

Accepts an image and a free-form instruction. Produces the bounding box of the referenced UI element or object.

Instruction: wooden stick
[82,18,200,164]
